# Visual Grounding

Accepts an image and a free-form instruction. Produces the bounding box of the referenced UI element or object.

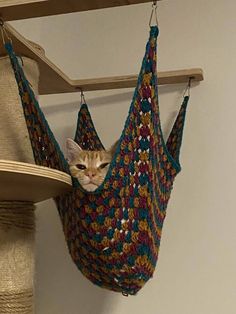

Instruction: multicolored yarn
[5,26,189,295]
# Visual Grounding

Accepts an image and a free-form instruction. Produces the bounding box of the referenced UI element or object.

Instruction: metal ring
[80,89,86,105]
[183,77,193,97]
[152,0,157,7]
[0,20,12,45]
[149,1,158,27]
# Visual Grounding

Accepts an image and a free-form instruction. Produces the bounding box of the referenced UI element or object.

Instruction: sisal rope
[0,202,35,314]
[0,290,33,314]
[0,55,40,313]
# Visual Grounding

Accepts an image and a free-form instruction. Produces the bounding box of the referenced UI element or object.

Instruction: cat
[66,138,118,192]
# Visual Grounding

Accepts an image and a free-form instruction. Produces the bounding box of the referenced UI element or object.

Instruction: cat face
[66,139,117,192]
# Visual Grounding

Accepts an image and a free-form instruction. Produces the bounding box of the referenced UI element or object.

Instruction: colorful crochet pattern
[5,26,189,295]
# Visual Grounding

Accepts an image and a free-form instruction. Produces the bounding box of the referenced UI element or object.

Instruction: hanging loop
[183,77,193,98]
[149,1,158,27]
[80,89,86,105]
[0,18,12,45]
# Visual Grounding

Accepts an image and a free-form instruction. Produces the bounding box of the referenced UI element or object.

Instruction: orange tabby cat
[66,138,118,192]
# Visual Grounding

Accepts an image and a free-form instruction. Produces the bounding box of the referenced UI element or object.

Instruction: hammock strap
[166,96,189,163]
[4,42,69,174]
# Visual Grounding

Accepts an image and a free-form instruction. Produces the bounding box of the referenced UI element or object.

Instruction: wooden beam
[0,0,158,21]
[36,68,204,94]
[0,22,74,95]
[0,23,203,94]
[73,69,204,92]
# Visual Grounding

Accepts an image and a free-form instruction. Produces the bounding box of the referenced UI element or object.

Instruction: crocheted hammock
[5,26,189,295]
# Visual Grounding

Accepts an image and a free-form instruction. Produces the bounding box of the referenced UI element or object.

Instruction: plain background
[11,0,236,313]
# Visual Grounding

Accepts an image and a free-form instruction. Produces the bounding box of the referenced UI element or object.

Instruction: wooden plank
[0,22,75,95]
[40,68,203,94]
[0,160,72,202]
[0,0,158,21]
[0,23,203,94]
[72,69,204,92]
[38,68,204,94]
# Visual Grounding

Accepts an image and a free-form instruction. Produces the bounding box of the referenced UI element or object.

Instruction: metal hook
[152,1,158,7]
[0,18,12,45]
[80,89,86,105]
[0,18,5,45]
[149,1,158,27]
[183,77,193,98]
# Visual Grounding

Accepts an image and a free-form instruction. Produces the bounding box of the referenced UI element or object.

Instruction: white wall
[11,0,236,313]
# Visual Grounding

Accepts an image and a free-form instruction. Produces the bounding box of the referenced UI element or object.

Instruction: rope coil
[0,202,35,312]
[0,290,33,314]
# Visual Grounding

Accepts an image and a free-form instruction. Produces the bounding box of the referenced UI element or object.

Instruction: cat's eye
[76,164,86,170]
[100,163,110,169]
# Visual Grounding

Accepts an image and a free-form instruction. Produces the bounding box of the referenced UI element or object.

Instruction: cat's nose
[87,171,96,178]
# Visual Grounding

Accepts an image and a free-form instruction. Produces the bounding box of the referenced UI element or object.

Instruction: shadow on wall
[35,200,118,314]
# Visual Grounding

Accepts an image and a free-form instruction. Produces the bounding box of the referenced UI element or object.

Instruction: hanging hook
[183,77,193,98]
[80,89,86,105]
[149,1,158,27]
[0,18,12,45]
[0,18,5,45]
[152,1,158,8]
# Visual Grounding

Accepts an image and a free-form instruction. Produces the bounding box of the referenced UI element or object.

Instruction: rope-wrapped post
[0,54,40,313]
[0,202,35,313]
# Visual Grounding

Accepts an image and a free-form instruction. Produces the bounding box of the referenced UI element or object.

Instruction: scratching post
[0,202,35,313]
[0,56,39,163]
[0,55,39,313]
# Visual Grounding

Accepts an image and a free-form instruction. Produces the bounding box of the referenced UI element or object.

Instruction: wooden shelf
[0,0,159,21]
[71,68,204,92]
[0,160,72,203]
[0,18,204,94]
[0,22,72,95]
[0,23,204,94]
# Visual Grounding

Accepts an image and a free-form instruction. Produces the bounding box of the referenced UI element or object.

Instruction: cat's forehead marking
[73,150,111,168]
[90,152,102,168]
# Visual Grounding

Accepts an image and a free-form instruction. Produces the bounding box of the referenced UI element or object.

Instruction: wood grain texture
[0,0,159,21]
[72,69,204,92]
[0,22,72,95]
[0,23,203,94]
[0,160,72,202]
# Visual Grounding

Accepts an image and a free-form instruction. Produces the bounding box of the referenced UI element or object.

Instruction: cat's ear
[66,138,82,163]
[109,140,119,156]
